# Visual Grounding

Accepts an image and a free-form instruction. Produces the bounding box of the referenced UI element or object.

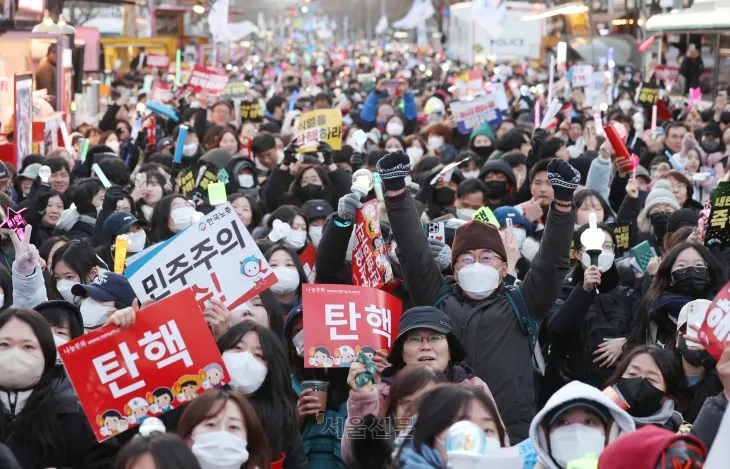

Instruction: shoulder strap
[432,283,455,308]
[504,284,531,335]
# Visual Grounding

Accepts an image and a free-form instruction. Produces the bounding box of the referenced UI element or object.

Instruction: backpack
[433,283,546,375]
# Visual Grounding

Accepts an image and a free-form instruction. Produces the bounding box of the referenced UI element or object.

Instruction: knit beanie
[644,180,680,213]
[451,220,507,264]
[469,122,496,144]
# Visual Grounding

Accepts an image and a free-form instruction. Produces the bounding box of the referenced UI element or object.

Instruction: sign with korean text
[302,284,402,368]
[127,202,276,312]
[59,289,228,442]
[150,81,173,103]
[699,280,730,360]
[222,80,248,99]
[299,242,316,284]
[240,100,264,122]
[146,53,170,69]
[187,65,229,96]
[705,182,730,249]
[609,221,632,256]
[637,82,659,108]
[571,64,593,88]
[655,65,680,83]
[584,71,610,108]
[449,95,502,134]
[472,206,500,227]
[352,199,397,290]
[178,167,219,199]
[295,109,343,152]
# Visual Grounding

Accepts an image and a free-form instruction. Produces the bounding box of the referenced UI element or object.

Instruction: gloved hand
[375,150,410,191]
[11,226,39,277]
[547,158,581,202]
[429,238,451,272]
[350,152,365,172]
[317,141,334,166]
[337,193,363,222]
[283,140,300,166]
[103,186,129,211]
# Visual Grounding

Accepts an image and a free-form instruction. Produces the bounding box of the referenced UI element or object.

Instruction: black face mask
[471,145,493,159]
[298,184,325,201]
[677,336,716,369]
[616,377,664,417]
[649,211,672,241]
[700,139,720,153]
[671,267,710,297]
[433,187,456,206]
[485,180,507,199]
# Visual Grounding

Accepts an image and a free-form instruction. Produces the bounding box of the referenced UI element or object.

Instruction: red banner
[150,81,172,103]
[187,65,230,96]
[352,199,391,289]
[299,242,316,283]
[699,282,730,359]
[302,284,402,368]
[655,65,680,83]
[146,53,170,69]
[59,289,228,442]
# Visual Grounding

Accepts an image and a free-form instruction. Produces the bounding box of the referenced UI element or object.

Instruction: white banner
[571,64,594,88]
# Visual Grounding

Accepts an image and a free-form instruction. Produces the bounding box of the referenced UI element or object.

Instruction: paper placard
[295,109,342,152]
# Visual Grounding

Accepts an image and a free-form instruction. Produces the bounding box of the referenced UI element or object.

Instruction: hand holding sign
[10,225,38,276]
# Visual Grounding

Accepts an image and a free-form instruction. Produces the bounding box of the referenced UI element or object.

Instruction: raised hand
[10,226,39,277]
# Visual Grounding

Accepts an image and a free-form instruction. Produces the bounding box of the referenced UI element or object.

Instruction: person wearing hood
[599,425,707,469]
[469,122,496,162]
[699,122,727,184]
[300,199,333,249]
[376,150,579,442]
[478,160,517,210]
[502,151,528,191]
[618,178,680,253]
[223,156,263,203]
[53,178,105,241]
[342,307,509,463]
[529,381,635,469]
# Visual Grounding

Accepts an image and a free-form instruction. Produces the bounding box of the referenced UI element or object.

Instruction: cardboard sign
[222,80,249,99]
[187,65,230,96]
[150,81,173,103]
[295,109,343,152]
[705,182,730,249]
[302,284,402,368]
[352,199,396,289]
[59,289,228,442]
[655,65,680,83]
[571,64,593,88]
[449,95,502,134]
[637,82,660,108]
[472,207,500,227]
[299,243,316,284]
[699,280,730,360]
[127,202,276,312]
[240,100,264,122]
[609,221,632,256]
[146,53,170,69]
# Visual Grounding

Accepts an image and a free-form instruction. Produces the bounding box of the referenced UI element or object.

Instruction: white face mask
[580,250,615,272]
[126,230,147,253]
[270,266,301,295]
[549,423,606,468]
[406,146,424,167]
[182,143,198,157]
[0,348,45,390]
[170,206,199,231]
[80,297,115,328]
[107,141,121,154]
[56,279,78,303]
[386,122,404,137]
[191,431,250,469]
[513,227,527,249]
[618,99,633,112]
[462,170,480,180]
[0,292,4,306]
[238,174,255,188]
[428,136,445,150]
[457,263,500,300]
[456,208,476,221]
[222,351,268,394]
[308,226,323,248]
[286,229,307,250]
[292,330,304,356]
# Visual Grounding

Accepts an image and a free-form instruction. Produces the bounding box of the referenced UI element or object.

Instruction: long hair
[177,389,270,469]
[0,309,64,467]
[47,240,108,301]
[113,434,202,469]
[628,242,727,345]
[217,323,297,460]
[384,367,448,420]
[149,195,186,243]
[264,244,308,296]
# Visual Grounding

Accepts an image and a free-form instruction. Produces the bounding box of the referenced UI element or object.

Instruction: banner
[449,95,502,134]
[637,82,660,108]
[146,53,170,69]
[127,202,276,312]
[655,65,680,83]
[705,182,730,249]
[609,221,632,256]
[570,64,593,88]
[472,206,500,227]
[352,199,396,289]
[59,289,227,442]
[187,65,230,96]
[699,281,730,360]
[150,81,173,103]
[295,109,343,152]
[222,80,249,99]
[240,100,265,122]
[302,284,402,368]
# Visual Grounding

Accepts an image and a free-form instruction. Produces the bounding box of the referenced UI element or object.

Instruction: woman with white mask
[284,212,310,252]
[177,389,272,469]
[216,322,307,469]
[385,116,405,138]
[0,309,118,469]
[264,245,307,311]
[148,195,201,244]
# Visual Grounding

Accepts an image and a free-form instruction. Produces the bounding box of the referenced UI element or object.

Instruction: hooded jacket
[598,425,706,469]
[53,208,97,241]
[529,381,636,469]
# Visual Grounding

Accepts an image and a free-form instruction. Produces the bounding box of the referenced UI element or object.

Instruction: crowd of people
[0,39,729,469]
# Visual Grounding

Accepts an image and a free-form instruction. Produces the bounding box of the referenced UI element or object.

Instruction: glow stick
[547,55,555,104]
[92,163,112,188]
[534,100,540,129]
[540,99,562,129]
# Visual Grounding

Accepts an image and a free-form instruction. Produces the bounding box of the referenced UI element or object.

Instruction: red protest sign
[699,281,730,359]
[655,65,680,83]
[59,289,228,442]
[146,53,170,69]
[299,242,316,283]
[150,81,172,103]
[352,199,394,289]
[187,65,230,96]
[302,284,402,368]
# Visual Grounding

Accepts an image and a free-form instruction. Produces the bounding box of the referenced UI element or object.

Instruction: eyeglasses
[457,252,503,267]
[405,334,446,347]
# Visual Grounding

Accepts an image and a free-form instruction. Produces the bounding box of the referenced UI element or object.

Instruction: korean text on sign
[352,199,399,290]
[571,64,593,88]
[705,182,730,249]
[610,221,632,256]
[449,95,502,134]
[700,281,730,359]
[187,65,230,96]
[302,284,402,368]
[296,109,343,152]
[127,202,276,312]
[59,289,228,442]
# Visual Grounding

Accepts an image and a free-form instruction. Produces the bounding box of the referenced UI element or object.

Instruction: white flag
[393,0,435,30]
[375,15,389,35]
[207,0,231,43]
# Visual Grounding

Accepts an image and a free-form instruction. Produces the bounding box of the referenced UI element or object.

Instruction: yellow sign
[472,206,500,227]
[295,109,343,153]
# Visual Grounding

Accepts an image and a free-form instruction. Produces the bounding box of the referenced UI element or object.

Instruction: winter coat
[11,262,47,309]
[631,399,685,432]
[678,371,724,424]
[384,191,576,443]
[690,393,727,450]
[53,208,97,241]
[263,166,351,212]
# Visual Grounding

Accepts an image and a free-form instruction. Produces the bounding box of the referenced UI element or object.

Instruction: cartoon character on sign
[172,372,206,403]
[147,387,174,414]
[124,396,150,425]
[356,345,387,360]
[97,409,129,436]
[309,346,334,368]
[241,255,269,288]
[202,363,225,389]
[334,345,356,367]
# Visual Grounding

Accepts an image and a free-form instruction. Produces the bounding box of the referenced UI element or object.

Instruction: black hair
[251,133,276,154]
[113,434,202,469]
[456,178,488,202]
[153,387,174,399]
[366,150,388,169]
[574,189,613,224]
[149,154,174,169]
[72,178,104,215]
[149,194,186,243]
[38,236,69,266]
[315,92,332,105]
[538,137,566,160]
[97,157,132,187]
[228,193,263,231]
[498,129,529,153]
[48,240,108,300]
[264,244,308,296]
[35,302,84,339]
[217,322,298,460]
[0,265,11,311]
[572,223,617,252]
[45,157,70,174]
[528,158,552,183]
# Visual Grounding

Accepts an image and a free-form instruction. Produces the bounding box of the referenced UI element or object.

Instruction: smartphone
[630,241,655,273]
[686,300,711,347]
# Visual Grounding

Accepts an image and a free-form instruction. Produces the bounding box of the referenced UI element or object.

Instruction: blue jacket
[360,91,417,132]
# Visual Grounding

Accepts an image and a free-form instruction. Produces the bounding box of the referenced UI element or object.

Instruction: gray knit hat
[644,179,680,213]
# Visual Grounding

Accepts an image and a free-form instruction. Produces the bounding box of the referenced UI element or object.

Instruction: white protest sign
[491,83,510,111]
[584,71,610,108]
[704,405,729,469]
[571,64,593,88]
[127,203,277,312]
[449,95,502,134]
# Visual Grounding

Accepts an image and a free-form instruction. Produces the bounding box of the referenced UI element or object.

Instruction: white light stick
[540,99,562,129]
[92,163,112,188]
[547,55,555,104]
[59,121,73,155]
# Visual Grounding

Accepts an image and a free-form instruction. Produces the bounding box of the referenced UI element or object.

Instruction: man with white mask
[71,272,137,330]
[375,150,579,443]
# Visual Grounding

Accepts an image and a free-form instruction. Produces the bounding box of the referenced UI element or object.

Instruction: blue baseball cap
[72,272,137,307]
[493,206,532,236]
